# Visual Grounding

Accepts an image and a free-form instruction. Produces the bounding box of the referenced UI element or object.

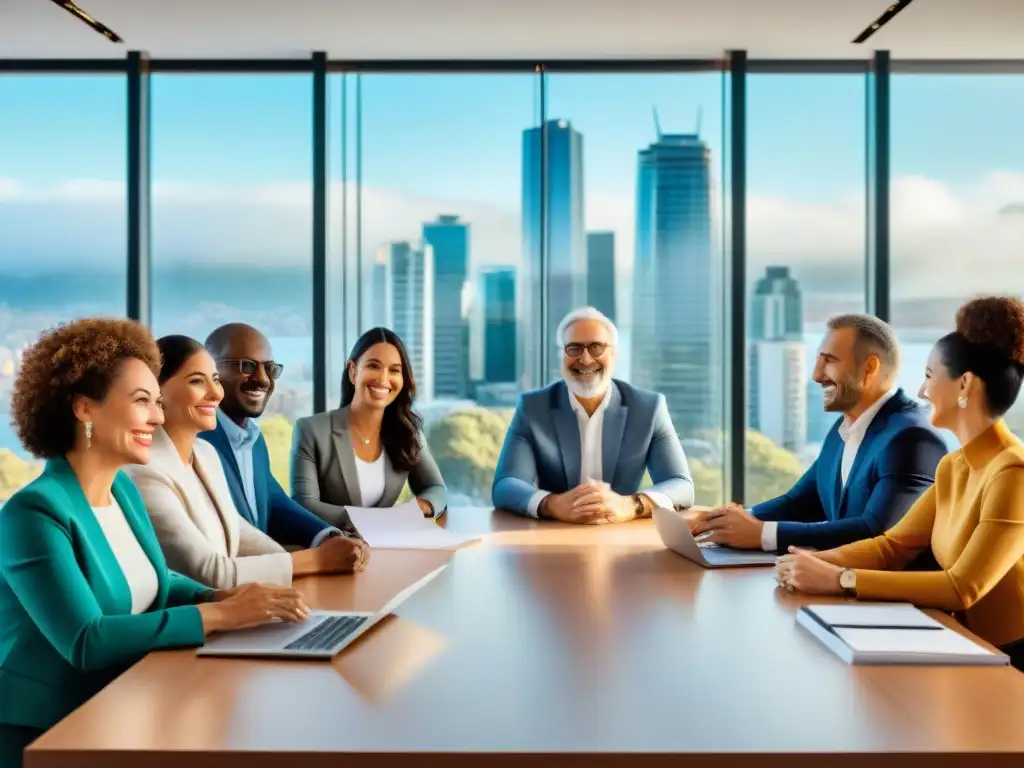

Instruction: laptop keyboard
[284,615,369,652]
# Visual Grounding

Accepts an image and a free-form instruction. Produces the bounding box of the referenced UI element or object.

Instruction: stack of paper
[346,501,481,551]
[797,603,1010,666]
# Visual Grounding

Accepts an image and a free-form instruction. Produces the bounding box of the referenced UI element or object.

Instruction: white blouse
[92,498,159,614]
[355,452,386,507]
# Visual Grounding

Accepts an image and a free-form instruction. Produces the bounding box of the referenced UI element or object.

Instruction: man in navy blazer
[692,314,947,553]
[200,323,350,548]
[493,307,694,523]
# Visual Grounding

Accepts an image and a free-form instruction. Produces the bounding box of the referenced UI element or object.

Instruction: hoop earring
[957,395,968,409]
[85,420,93,449]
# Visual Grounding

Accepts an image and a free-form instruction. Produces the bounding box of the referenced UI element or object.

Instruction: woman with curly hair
[778,296,1024,670]
[0,319,310,767]
[290,327,447,532]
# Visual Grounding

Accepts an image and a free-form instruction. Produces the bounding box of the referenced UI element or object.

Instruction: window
[0,75,126,501]
[545,72,726,505]
[351,74,538,505]
[150,75,313,489]
[891,74,1024,444]
[745,74,867,506]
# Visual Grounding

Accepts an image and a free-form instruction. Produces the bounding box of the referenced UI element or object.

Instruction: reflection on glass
[0,75,127,501]
[744,74,867,506]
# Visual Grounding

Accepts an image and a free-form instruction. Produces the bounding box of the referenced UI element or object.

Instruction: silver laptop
[197,565,447,660]
[653,506,777,568]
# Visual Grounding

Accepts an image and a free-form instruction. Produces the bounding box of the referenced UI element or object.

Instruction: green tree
[260,415,294,494]
[426,408,512,502]
[0,449,42,503]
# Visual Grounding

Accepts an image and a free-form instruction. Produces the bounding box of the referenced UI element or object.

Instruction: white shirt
[355,452,387,507]
[91,498,159,614]
[760,388,899,551]
[527,387,673,518]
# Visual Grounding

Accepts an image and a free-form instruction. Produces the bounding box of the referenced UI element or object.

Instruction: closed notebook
[796,602,1010,666]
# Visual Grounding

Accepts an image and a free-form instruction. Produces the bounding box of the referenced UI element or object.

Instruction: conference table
[26,508,1024,767]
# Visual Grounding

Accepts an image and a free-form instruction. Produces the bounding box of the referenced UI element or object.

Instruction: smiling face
[74,357,165,466]
[561,319,616,399]
[348,342,404,410]
[811,326,870,414]
[919,344,962,430]
[160,349,224,435]
[215,328,277,422]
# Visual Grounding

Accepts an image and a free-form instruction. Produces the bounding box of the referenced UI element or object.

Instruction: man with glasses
[200,323,353,549]
[492,307,694,523]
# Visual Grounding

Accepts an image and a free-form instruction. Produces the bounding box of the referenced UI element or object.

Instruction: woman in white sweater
[127,335,365,589]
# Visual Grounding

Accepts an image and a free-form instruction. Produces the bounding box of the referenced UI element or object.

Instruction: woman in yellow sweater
[778,296,1024,670]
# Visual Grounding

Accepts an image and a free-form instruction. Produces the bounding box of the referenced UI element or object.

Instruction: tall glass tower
[387,241,434,403]
[631,129,719,437]
[520,119,586,387]
[482,267,517,384]
[423,214,470,398]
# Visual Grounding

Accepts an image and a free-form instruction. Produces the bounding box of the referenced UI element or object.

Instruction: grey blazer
[290,406,448,531]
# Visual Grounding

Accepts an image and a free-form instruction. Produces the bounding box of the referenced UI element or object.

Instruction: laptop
[197,565,447,660]
[653,506,777,568]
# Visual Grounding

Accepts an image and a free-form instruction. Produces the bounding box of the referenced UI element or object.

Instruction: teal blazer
[0,459,212,731]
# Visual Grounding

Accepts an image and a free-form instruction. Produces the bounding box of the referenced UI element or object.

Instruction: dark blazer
[290,407,447,531]
[753,389,947,552]
[200,421,332,548]
[0,459,210,732]
[492,379,694,515]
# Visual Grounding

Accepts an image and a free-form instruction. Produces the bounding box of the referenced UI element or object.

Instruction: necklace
[350,423,373,446]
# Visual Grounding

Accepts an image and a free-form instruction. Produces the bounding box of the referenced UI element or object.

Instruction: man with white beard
[492,307,694,523]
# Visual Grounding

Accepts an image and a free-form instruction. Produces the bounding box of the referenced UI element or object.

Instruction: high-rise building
[481,267,517,384]
[631,129,719,437]
[423,214,470,398]
[586,231,616,322]
[521,119,586,387]
[369,247,389,329]
[386,240,434,403]
[749,266,806,452]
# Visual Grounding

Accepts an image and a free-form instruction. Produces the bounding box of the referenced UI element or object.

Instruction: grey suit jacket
[125,427,293,589]
[290,406,448,531]
[491,379,695,516]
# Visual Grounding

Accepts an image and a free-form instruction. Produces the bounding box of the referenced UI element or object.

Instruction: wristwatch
[839,568,857,597]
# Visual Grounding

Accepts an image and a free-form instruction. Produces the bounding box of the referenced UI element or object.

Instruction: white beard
[563,366,611,399]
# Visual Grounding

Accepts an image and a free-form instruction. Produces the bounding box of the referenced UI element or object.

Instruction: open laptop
[197,565,447,660]
[653,506,777,568]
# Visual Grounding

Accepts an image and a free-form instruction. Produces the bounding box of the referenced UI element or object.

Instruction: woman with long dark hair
[290,327,447,530]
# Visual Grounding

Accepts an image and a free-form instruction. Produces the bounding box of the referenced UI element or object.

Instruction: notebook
[796,602,1010,666]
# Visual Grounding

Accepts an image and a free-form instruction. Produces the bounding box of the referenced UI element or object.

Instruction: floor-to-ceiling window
[0,75,127,501]
[744,72,868,506]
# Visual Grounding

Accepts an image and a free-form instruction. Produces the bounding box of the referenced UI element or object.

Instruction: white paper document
[346,501,481,550]
[804,602,943,629]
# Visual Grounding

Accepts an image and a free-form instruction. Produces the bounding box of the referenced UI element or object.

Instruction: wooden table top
[26,509,1024,768]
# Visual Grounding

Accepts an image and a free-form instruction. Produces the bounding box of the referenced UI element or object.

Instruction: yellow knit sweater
[828,420,1024,648]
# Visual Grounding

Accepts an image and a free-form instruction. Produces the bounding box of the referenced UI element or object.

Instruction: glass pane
[150,75,313,490]
[355,74,538,506]
[745,74,867,507]
[545,72,726,505]
[0,75,127,501]
[891,74,1024,446]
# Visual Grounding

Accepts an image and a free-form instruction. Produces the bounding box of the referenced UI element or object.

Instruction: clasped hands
[774,548,845,595]
[540,481,638,525]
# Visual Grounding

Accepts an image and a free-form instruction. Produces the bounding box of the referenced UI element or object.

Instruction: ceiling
[2,0,1023,60]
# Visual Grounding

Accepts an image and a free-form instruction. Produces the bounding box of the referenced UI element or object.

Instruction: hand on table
[690,503,764,550]
[201,583,310,635]
[541,482,636,525]
[318,534,369,573]
[775,547,844,595]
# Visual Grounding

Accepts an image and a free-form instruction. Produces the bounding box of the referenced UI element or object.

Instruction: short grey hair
[556,306,619,347]
[827,313,901,382]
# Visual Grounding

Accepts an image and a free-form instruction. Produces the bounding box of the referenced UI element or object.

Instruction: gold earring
[958,395,968,409]
[85,420,93,449]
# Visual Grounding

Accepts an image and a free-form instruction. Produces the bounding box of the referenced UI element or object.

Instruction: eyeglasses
[218,358,284,380]
[564,342,611,359]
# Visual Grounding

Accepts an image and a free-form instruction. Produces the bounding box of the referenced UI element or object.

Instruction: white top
[760,388,900,551]
[527,386,673,517]
[91,497,159,614]
[356,452,387,507]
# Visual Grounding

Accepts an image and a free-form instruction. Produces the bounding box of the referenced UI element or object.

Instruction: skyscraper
[369,247,389,329]
[423,214,470,398]
[586,231,616,322]
[521,119,585,387]
[631,128,719,437]
[386,240,434,403]
[481,267,517,383]
[749,266,806,453]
